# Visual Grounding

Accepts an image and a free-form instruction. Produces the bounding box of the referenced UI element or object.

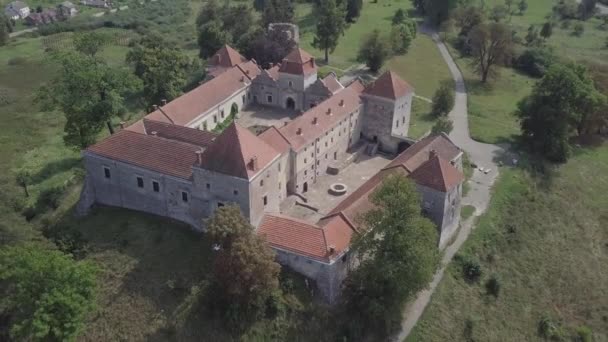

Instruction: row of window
[103,166,189,203]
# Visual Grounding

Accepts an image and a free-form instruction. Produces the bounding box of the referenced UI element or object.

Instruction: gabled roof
[198,122,280,180]
[142,119,217,148]
[87,130,200,180]
[279,48,317,75]
[322,73,344,94]
[208,45,247,68]
[409,155,464,192]
[257,213,356,262]
[279,81,363,150]
[145,66,251,126]
[363,70,413,100]
[258,126,291,154]
[384,134,462,172]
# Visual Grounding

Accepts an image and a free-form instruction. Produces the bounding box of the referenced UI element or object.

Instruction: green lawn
[297,0,413,70]
[407,146,608,341]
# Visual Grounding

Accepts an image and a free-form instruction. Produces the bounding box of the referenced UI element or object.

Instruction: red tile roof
[141,119,217,148]
[257,213,356,262]
[208,45,247,68]
[322,73,344,94]
[258,126,291,154]
[279,48,317,75]
[409,155,464,192]
[266,65,280,80]
[198,122,280,180]
[279,82,363,151]
[236,60,262,80]
[363,70,413,100]
[87,130,200,179]
[145,66,251,126]
[384,134,462,172]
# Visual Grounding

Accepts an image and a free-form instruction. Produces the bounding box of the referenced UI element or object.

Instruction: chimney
[310,57,315,67]
[269,62,274,68]
[429,149,438,160]
[161,99,167,106]
[195,150,203,165]
[312,117,318,125]
[150,131,158,137]
[240,76,245,82]
[152,104,158,111]
[246,70,250,75]
[339,99,344,107]
[119,121,126,129]
[248,156,258,171]
[296,128,302,135]
[326,108,332,115]
[283,121,289,127]
[328,245,336,255]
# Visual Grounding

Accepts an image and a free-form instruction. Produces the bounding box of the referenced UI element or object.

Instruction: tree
[37,52,138,149]
[490,4,509,22]
[262,0,295,28]
[432,116,454,134]
[392,8,407,24]
[423,0,459,24]
[358,29,391,73]
[432,81,455,116]
[206,206,281,327]
[0,245,97,341]
[73,31,108,57]
[341,175,440,338]
[346,0,363,22]
[540,21,553,40]
[312,0,346,63]
[195,0,220,27]
[221,4,256,41]
[515,46,558,77]
[516,63,605,161]
[518,0,528,15]
[197,20,232,59]
[525,24,541,46]
[390,23,414,54]
[0,14,9,46]
[411,0,426,14]
[505,0,515,20]
[241,28,296,69]
[127,35,193,108]
[573,22,585,36]
[468,22,514,83]
[452,5,486,37]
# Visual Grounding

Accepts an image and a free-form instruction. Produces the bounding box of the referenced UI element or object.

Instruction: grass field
[407,145,608,341]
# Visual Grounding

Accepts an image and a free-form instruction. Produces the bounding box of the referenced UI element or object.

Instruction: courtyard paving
[236,104,300,131]
[281,153,392,223]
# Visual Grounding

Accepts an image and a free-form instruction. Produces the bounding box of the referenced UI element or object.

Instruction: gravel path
[392,27,508,341]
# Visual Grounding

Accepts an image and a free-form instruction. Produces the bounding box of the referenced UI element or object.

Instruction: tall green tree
[206,206,281,328]
[468,22,514,82]
[341,175,440,338]
[358,29,391,73]
[540,21,553,40]
[127,35,193,108]
[0,245,97,341]
[431,116,454,134]
[390,23,414,54]
[195,0,220,27]
[312,0,346,63]
[197,20,232,59]
[346,0,363,22]
[392,8,407,24]
[0,14,9,46]
[73,31,109,57]
[423,0,459,24]
[432,81,455,116]
[516,63,605,161]
[518,0,528,15]
[262,0,295,28]
[37,52,138,149]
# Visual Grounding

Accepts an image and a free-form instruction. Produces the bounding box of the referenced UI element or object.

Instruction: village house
[57,1,78,18]
[78,45,465,303]
[25,8,58,26]
[4,1,30,20]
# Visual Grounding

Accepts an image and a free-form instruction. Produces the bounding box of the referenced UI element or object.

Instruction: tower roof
[279,48,317,75]
[198,122,280,180]
[408,155,464,192]
[363,71,413,100]
[208,45,247,68]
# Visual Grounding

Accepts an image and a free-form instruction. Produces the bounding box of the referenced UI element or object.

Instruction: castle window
[152,180,160,192]
[278,163,281,172]
[260,179,264,187]
[402,116,405,124]
[220,109,225,119]
[325,141,328,147]
[310,152,313,158]
[242,95,245,103]
[181,191,189,203]
[396,121,399,128]
[288,81,293,88]
[263,196,268,206]
[103,166,111,179]
[267,94,273,103]
[304,170,307,176]
[206,183,211,190]
[217,202,224,208]
[213,115,217,123]
[334,152,337,160]
[136,176,144,188]
[279,182,281,190]
[304,158,307,164]
[233,190,238,196]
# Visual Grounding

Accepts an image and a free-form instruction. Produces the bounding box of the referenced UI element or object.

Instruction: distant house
[25,9,58,26]
[80,0,110,8]
[57,1,78,18]
[4,1,30,20]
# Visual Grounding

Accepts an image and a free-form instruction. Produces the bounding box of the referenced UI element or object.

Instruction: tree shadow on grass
[29,157,81,185]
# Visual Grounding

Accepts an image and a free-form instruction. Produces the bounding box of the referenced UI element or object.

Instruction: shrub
[461,256,483,282]
[485,274,501,297]
[38,186,64,210]
[573,23,585,36]
[538,315,568,341]
[431,117,454,135]
[431,81,455,116]
[515,47,558,77]
[574,325,593,342]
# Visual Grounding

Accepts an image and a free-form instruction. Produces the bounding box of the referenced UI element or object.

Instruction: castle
[78,45,464,303]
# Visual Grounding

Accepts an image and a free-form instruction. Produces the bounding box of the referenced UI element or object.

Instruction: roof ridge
[263,213,322,229]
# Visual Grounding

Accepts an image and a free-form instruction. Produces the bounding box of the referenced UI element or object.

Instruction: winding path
[392,28,506,341]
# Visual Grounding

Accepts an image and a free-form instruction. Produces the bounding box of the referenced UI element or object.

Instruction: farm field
[407,145,608,341]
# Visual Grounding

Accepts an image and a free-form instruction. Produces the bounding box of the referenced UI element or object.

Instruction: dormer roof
[279,48,317,75]
[208,45,247,68]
